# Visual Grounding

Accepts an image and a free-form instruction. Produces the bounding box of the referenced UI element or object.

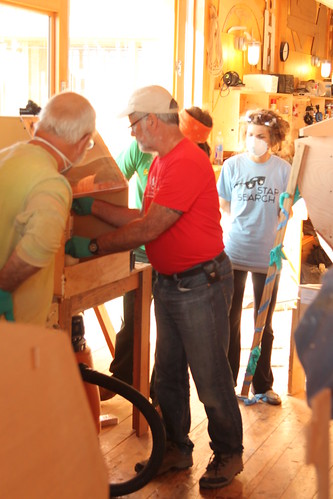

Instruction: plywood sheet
[296,136,333,249]
[0,322,108,499]
[64,132,127,196]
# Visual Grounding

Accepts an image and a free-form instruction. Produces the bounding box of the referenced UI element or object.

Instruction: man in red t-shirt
[66,85,243,490]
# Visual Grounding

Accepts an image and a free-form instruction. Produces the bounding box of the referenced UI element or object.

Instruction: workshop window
[68,0,175,157]
[0,4,49,116]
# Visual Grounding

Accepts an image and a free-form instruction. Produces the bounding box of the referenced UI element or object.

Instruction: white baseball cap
[118,85,179,117]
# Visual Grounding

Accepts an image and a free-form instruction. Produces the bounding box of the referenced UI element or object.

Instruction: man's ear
[77,133,92,155]
[147,114,158,128]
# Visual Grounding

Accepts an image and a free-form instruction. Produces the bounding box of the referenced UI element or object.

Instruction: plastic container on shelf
[270,98,277,111]
[214,131,224,165]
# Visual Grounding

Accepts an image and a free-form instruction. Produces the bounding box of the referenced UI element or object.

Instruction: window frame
[1,0,69,95]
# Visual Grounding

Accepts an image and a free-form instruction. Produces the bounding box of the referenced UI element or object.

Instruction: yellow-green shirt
[0,142,72,325]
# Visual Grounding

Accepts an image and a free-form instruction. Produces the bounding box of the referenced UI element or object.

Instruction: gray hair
[156,98,179,125]
[35,91,96,144]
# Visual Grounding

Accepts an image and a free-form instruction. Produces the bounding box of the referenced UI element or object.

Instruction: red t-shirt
[144,138,224,274]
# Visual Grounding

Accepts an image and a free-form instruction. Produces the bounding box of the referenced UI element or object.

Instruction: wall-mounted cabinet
[211,89,333,155]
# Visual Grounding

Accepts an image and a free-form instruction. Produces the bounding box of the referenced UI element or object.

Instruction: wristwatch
[88,238,99,255]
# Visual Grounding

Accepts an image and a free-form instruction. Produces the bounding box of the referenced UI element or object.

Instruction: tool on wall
[222,71,243,87]
[262,0,276,70]
[207,5,223,77]
[304,105,314,125]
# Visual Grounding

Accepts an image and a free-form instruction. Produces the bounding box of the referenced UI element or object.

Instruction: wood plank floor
[83,275,333,498]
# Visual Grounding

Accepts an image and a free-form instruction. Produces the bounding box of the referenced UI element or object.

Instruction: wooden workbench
[55,133,153,435]
[57,262,152,436]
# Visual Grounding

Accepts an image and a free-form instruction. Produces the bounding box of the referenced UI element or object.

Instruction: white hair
[35,91,96,144]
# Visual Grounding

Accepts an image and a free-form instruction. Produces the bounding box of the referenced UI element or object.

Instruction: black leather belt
[160,250,227,280]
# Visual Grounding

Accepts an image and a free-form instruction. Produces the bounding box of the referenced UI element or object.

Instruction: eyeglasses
[86,138,95,150]
[129,114,149,130]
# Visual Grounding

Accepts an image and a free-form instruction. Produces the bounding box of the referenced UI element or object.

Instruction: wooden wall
[201,0,333,111]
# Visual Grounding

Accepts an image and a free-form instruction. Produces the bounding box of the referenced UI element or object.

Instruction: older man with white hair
[0,91,96,325]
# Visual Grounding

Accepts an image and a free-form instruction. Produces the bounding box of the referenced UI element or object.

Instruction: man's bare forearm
[0,251,39,292]
[97,202,181,255]
[97,217,152,254]
[92,199,141,227]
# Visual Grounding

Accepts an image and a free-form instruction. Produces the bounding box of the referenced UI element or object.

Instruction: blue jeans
[153,255,243,456]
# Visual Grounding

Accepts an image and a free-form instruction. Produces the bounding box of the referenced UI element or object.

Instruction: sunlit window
[0,4,49,116]
[69,0,175,157]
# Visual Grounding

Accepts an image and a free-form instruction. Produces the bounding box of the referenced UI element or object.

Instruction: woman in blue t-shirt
[217,109,290,405]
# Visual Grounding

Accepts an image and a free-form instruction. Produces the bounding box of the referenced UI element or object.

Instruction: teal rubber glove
[65,236,93,258]
[0,289,14,322]
[72,197,94,216]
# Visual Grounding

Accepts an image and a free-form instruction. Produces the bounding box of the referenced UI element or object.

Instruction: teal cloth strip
[279,191,289,209]
[269,244,286,271]
[238,393,270,406]
[277,191,289,230]
[247,345,261,376]
[293,185,302,205]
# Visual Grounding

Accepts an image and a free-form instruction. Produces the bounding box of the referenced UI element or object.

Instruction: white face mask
[246,136,268,158]
[32,136,73,173]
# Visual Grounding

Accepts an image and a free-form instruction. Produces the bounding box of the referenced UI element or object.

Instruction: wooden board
[55,132,130,300]
[296,136,333,250]
[0,322,109,499]
[0,116,34,149]
[63,252,130,298]
[299,117,333,138]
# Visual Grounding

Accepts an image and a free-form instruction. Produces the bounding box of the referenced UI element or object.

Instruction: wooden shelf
[211,88,332,153]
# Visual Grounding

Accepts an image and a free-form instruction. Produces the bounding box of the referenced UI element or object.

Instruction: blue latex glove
[65,236,93,258]
[0,289,14,322]
[72,197,94,216]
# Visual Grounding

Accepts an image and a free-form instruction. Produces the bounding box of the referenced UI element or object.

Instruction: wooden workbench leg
[132,265,152,436]
[93,304,116,357]
[57,299,73,336]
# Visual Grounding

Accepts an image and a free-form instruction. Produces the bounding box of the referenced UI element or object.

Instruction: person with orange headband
[179,107,213,157]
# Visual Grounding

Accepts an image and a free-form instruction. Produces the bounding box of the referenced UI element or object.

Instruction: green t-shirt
[116,140,153,210]
[116,141,153,259]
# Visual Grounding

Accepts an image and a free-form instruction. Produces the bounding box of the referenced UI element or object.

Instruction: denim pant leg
[228,270,248,385]
[252,272,281,393]
[109,290,135,384]
[154,257,243,455]
[153,284,192,450]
